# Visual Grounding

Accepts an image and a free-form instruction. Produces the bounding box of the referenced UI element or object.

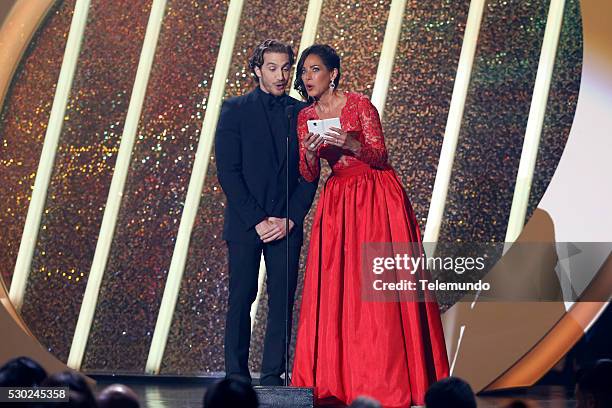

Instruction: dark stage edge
[89,376,576,408]
[89,374,314,408]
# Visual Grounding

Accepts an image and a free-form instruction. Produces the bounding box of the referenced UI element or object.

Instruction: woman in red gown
[290,44,449,408]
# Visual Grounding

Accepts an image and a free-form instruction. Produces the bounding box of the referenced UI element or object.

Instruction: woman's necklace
[316,92,340,115]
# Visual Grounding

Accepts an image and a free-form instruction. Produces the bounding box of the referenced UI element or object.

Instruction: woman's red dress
[291,92,449,407]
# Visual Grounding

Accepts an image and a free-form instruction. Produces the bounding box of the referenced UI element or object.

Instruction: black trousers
[224,240,301,382]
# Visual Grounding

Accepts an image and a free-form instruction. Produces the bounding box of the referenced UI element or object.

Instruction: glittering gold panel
[527,0,581,216]
[22,0,153,363]
[82,0,229,372]
[384,0,470,236]
[0,0,75,289]
[25,0,153,363]
[438,0,580,243]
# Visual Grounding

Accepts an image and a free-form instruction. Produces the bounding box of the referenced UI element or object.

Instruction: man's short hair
[425,377,476,408]
[248,39,294,83]
[42,371,97,408]
[98,384,140,408]
[203,378,258,408]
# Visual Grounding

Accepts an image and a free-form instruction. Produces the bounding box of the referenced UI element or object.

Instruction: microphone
[285,105,294,129]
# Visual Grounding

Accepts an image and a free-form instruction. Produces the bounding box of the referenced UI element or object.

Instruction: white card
[307,117,341,139]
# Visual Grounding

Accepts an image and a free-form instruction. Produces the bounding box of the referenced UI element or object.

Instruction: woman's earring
[329,80,335,90]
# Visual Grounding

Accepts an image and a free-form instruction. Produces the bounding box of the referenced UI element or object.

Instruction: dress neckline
[312,91,351,120]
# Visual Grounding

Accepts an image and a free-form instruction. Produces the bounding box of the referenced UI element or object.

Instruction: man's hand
[259,217,295,243]
[255,219,280,242]
[269,217,295,234]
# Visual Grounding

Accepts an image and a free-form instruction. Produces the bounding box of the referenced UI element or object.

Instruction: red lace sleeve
[354,95,388,167]
[298,109,320,182]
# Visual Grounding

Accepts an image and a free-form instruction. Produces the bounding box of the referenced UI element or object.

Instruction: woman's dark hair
[248,39,294,83]
[293,44,341,100]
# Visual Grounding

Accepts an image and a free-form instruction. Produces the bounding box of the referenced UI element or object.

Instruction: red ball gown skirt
[291,162,449,408]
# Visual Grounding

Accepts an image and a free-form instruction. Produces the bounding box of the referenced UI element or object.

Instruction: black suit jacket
[215,88,318,246]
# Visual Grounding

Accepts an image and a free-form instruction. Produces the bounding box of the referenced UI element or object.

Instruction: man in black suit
[215,39,318,386]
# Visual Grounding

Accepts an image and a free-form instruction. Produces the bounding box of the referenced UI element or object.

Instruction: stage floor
[93,377,576,408]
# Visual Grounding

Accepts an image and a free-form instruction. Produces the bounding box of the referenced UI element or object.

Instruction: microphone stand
[284,105,292,387]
